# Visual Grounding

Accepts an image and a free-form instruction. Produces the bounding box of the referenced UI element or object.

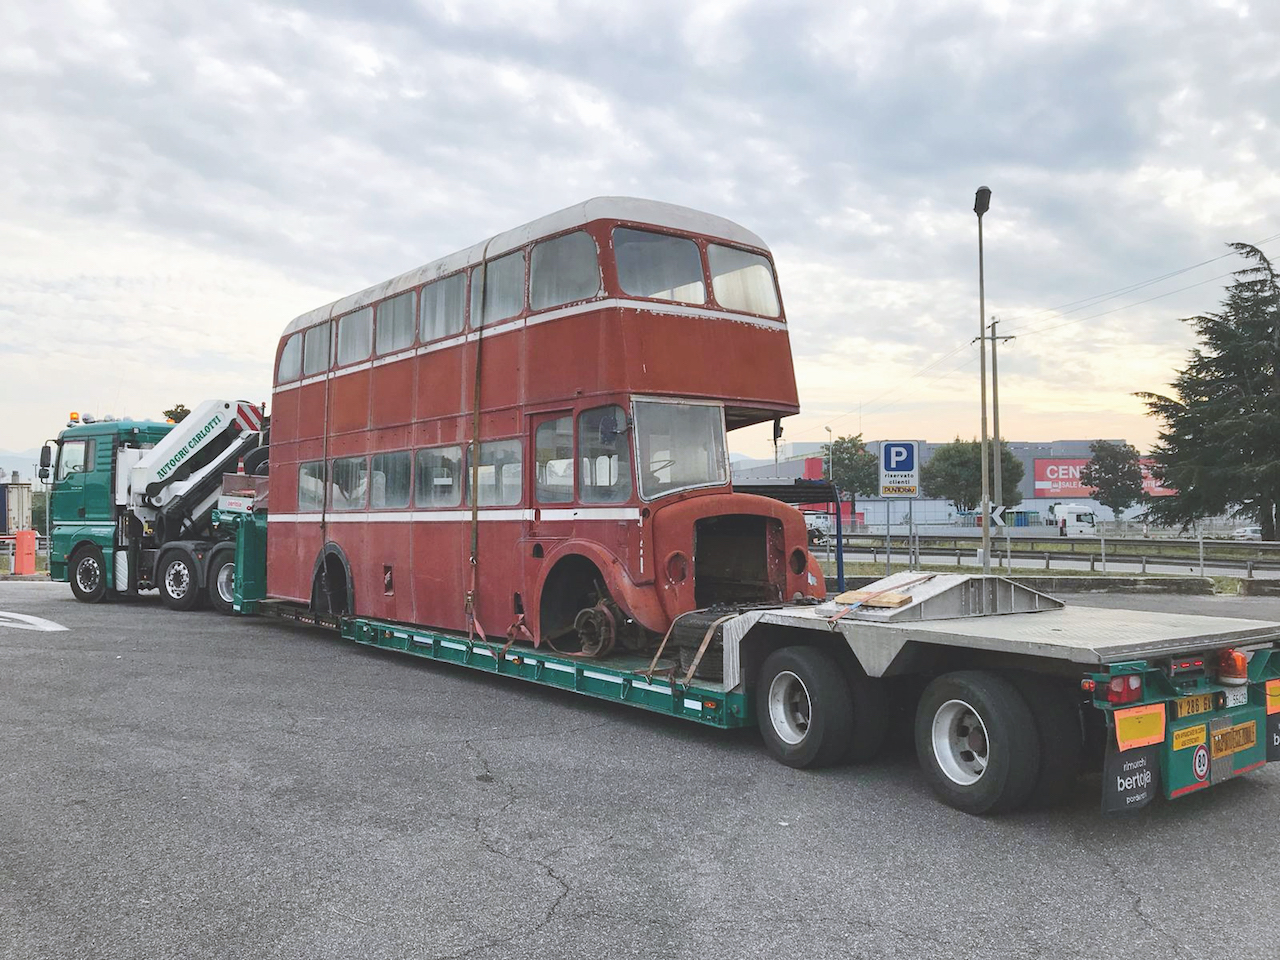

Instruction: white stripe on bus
[265,507,639,523]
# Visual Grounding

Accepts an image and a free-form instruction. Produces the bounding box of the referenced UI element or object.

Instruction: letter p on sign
[884,443,915,472]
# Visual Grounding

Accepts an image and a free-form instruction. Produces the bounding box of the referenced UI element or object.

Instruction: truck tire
[158,552,204,612]
[69,545,108,604]
[207,549,236,615]
[915,670,1040,815]
[1010,673,1084,809]
[838,657,891,763]
[243,447,269,476]
[756,646,853,769]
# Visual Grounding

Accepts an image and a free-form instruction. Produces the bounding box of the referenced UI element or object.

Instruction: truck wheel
[757,646,853,769]
[915,670,1040,815]
[159,553,204,612]
[1010,673,1083,809]
[207,550,236,615]
[69,545,108,604]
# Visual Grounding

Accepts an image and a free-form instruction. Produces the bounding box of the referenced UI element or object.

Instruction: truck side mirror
[39,445,52,468]
[39,467,50,481]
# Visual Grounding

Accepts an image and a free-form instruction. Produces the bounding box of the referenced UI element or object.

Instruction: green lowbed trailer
[214,508,1280,817]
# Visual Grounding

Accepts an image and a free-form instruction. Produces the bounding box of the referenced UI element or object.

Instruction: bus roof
[281,197,770,338]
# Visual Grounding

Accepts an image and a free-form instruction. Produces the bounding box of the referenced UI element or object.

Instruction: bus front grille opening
[693,514,784,607]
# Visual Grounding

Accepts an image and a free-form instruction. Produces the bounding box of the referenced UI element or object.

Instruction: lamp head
[974,186,992,217]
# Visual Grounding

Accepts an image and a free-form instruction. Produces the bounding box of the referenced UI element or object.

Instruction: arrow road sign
[989,504,1006,527]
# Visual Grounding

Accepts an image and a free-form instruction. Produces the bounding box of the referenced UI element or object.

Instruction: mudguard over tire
[756,646,854,769]
[158,552,204,612]
[915,670,1040,815]
[69,545,109,604]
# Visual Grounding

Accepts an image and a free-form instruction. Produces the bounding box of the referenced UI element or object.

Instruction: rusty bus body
[267,197,824,654]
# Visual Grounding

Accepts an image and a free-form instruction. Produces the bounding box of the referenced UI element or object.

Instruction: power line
[801,233,1280,440]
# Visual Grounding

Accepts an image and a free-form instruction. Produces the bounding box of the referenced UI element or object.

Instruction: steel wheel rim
[76,556,101,594]
[215,562,235,604]
[165,560,190,599]
[932,698,989,786]
[767,670,812,745]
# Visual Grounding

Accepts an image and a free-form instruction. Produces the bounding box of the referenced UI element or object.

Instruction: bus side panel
[410,519,469,634]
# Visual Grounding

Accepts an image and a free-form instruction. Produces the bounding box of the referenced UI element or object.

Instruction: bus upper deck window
[376,291,416,355]
[531,231,600,311]
[470,251,525,327]
[277,332,303,383]
[614,228,706,305]
[336,307,372,365]
[421,274,466,342]
[708,244,781,318]
[302,322,331,377]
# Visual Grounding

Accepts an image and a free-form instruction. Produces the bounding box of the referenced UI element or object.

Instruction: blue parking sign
[879,441,920,498]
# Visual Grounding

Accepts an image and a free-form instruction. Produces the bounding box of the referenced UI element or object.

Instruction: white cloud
[2,0,1279,458]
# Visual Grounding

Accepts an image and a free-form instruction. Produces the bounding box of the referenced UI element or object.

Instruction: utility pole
[974,186,992,575]
[990,317,1014,571]
[989,317,1015,514]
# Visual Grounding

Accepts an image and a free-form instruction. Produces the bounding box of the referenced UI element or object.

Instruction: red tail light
[1217,648,1249,685]
[1104,673,1143,705]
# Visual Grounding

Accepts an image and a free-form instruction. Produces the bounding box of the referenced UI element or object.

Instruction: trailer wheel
[207,550,236,615]
[159,553,204,612]
[915,671,1040,815]
[1010,673,1083,809]
[756,647,853,769]
[69,545,108,604]
[838,659,892,763]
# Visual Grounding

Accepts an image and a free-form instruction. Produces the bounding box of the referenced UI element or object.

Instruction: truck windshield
[632,399,728,501]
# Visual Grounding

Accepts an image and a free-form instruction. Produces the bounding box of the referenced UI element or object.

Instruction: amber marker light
[1217,648,1249,685]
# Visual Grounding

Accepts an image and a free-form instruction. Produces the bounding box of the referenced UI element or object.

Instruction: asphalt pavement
[2,580,1279,959]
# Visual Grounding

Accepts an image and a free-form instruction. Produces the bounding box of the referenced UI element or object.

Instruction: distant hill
[0,449,43,485]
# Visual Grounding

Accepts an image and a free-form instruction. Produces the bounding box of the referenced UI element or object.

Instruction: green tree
[920,438,1024,513]
[1139,243,1280,539]
[823,434,879,498]
[1080,440,1145,520]
[163,403,191,423]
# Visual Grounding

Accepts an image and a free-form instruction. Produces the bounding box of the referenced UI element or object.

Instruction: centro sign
[879,441,920,499]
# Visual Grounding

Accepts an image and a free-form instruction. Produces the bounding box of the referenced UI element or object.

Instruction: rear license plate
[1211,721,1257,758]
[1224,686,1248,708]
[1176,694,1213,718]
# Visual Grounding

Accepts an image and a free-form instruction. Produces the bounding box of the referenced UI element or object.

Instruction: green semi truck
[42,411,1280,816]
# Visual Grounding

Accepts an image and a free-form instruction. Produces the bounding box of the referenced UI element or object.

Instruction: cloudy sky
[3,0,1278,462]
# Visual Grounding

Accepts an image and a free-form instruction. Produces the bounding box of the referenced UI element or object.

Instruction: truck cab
[1049,502,1097,537]
[44,401,264,609]
[47,418,172,592]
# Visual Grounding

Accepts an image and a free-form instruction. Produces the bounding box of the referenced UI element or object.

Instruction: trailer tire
[158,552,204,612]
[1010,673,1083,809]
[207,549,236,615]
[69,545,108,604]
[915,670,1040,815]
[838,658,892,763]
[757,646,853,769]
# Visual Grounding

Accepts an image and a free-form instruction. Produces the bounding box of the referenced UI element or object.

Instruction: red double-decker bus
[267,197,824,655]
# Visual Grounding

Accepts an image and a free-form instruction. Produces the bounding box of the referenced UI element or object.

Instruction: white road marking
[0,612,69,632]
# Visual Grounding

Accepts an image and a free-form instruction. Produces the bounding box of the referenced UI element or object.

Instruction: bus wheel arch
[537,553,610,650]
[310,543,354,616]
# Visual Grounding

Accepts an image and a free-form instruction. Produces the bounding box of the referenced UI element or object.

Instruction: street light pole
[825,424,834,528]
[975,186,992,575]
